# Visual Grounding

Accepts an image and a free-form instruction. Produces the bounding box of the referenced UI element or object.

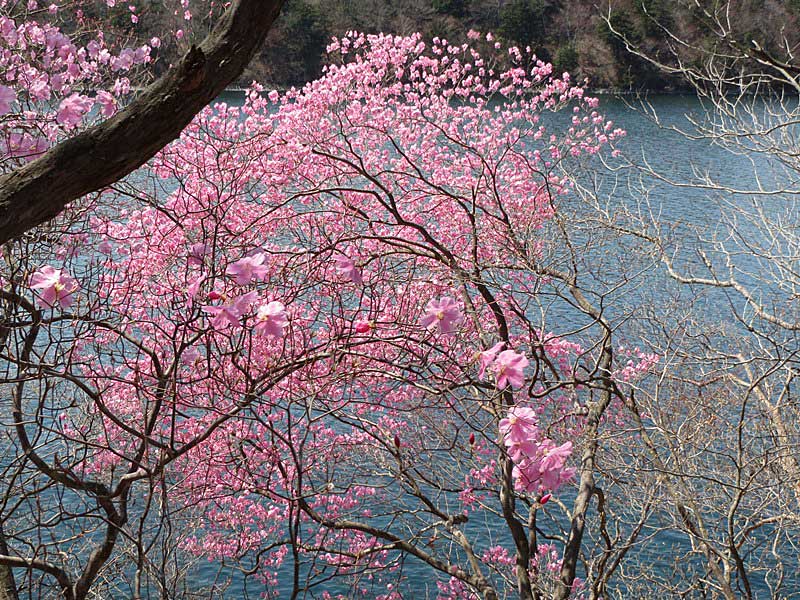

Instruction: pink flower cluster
[226,252,269,285]
[499,406,575,494]
[198,251,289,336]
[334,254,363,285]
[420,296,463,335]
[612,345,659,383]
[478,343,529,389]
[29,265,78,309]
[254,301,289,338]
[0,10,156,164]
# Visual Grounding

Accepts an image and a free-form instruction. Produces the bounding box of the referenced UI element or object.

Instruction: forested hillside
[99,0,800,90]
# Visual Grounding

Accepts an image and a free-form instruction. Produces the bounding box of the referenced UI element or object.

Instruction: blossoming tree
[0,15,662,600]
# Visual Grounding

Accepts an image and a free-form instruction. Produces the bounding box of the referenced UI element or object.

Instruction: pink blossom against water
[253,301,288,338]
[59,28,627,585]
[202,291,258,330]
[491,349,529,389]
[226,252,268,285]
[477,341,505,379]
[420,296,463,335]
[499,405,539,446]
[499,405,575,493]
[333,254,362,285]
[29,265,78,309]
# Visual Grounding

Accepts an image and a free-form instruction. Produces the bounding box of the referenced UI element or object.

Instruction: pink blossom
[0,85,15,115]
[181,346,201,366]
[538,442,574,478]
[491,349,529,389]
[226,253,268,285]
[478,341,505,379]
[29,79,51,102]
[513,440,575,494]
[354,319,372,333]
[56,94,93,129]
[420,296,462,335]
[95,91,116,117]
[188,243,209,265]
[2,133,47,161]
[333,254,362,285]
[29,265,78,309]
[500,405,575,494]
[112,48,134,71]
[113,78,130,96]
[133,46,150,64]
[185,275,205,300]
[253,301,288,338]
[202,291,258,330]
[499,406,539,447]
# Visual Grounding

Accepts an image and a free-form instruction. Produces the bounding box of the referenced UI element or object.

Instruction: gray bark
[0,524,17,600]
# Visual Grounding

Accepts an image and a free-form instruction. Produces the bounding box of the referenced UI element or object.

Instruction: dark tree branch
[0,0,285,245]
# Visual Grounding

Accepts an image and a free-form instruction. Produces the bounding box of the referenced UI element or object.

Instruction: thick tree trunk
[0,0,285,245]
